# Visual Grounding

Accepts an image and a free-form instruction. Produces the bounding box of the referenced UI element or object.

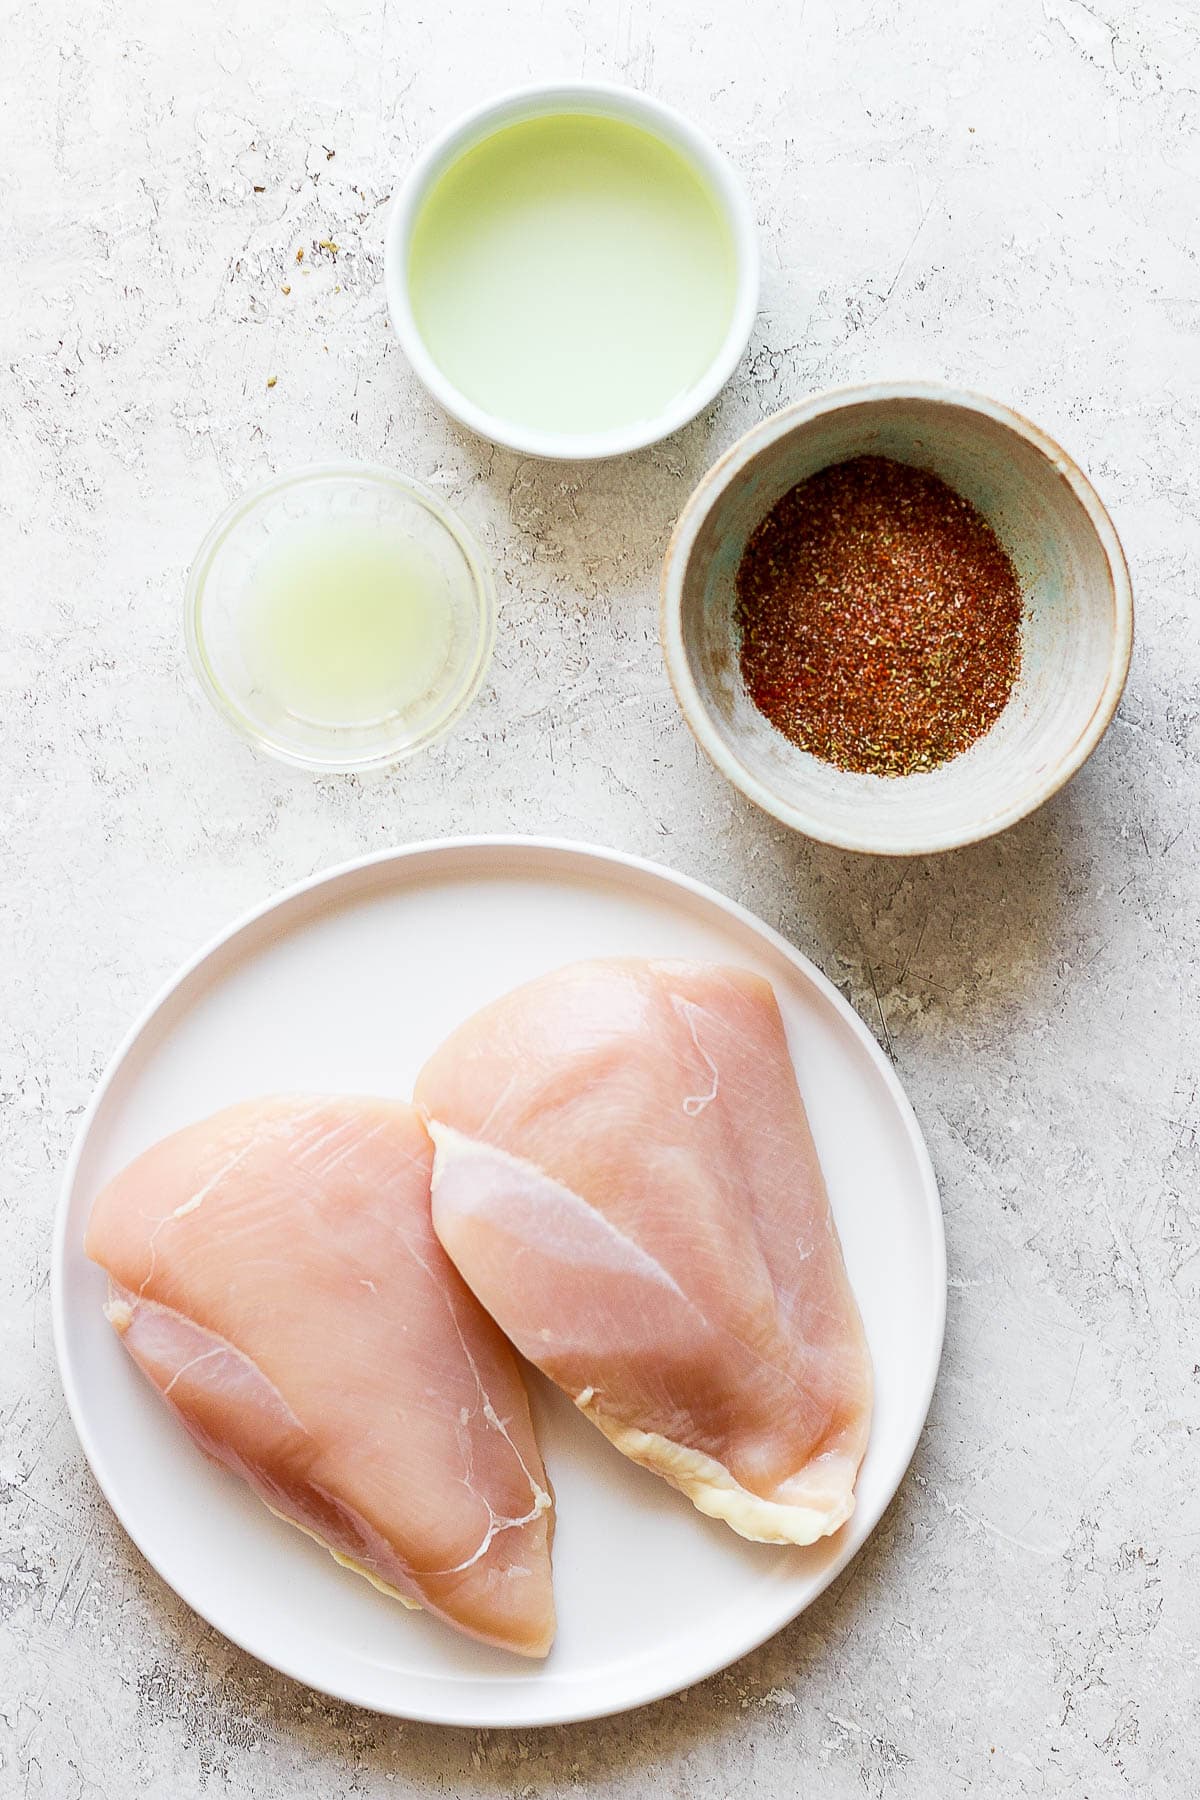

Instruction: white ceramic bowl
[384,82,759,460]
[661,384,1134,855]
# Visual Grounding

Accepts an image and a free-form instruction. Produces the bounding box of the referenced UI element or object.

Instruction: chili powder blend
[735,455,1024,778]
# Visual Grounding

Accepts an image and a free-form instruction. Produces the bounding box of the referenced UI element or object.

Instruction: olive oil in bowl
[396,96,751,456]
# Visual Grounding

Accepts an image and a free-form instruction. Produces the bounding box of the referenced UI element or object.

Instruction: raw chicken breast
[416,960,872,1547]
[85,1097,555,1657]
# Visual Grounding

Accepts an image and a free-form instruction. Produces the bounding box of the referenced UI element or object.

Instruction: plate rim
[51,834,946,1727]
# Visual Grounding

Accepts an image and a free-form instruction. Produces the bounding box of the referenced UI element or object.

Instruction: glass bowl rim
[184,461,497,772]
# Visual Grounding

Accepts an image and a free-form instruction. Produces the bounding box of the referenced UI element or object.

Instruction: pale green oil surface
[407,112,738,436]
[239,520,453,728]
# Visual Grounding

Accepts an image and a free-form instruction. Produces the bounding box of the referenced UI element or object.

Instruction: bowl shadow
[453,405,731,604]
[694,749,1111,1053]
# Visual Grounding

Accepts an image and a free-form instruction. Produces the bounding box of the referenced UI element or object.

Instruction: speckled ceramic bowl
[661,383,1134,856]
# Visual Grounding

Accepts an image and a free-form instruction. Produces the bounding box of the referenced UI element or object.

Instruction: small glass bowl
[185,464,496,771]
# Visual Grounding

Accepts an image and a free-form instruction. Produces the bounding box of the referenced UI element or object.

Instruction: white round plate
[53,837,945,1727]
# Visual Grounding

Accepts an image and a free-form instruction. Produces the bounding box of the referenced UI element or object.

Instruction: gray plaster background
[3,0,1198,1793]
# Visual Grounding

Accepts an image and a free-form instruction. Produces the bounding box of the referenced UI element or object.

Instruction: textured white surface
[1,0,1196,1793]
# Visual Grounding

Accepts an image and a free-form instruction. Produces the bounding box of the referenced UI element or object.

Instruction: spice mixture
[735,455,1024,777]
